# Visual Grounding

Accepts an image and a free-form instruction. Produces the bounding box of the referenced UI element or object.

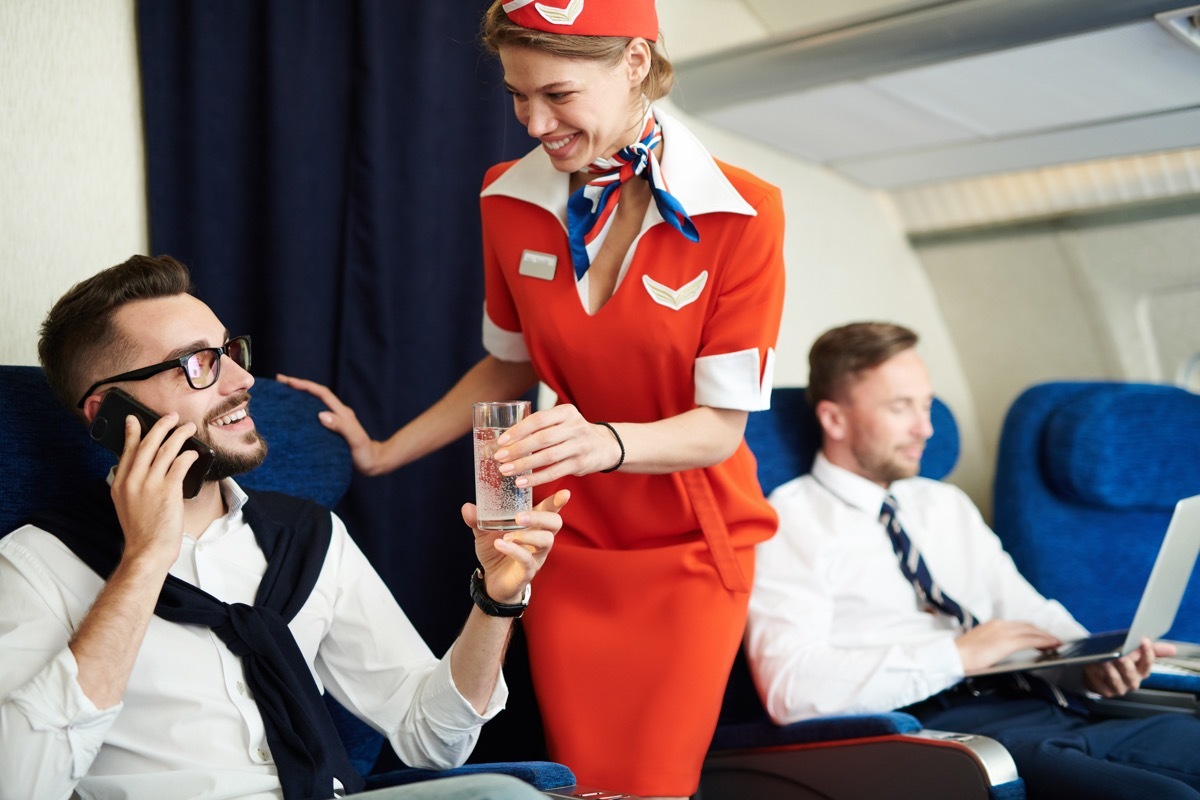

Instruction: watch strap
[470,567,529,618]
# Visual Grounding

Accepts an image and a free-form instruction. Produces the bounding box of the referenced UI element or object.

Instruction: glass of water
[473,401,533,530]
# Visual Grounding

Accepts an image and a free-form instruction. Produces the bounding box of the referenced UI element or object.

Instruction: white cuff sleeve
[695,347,775,411]
[482,307,530,363]
[7,648,121,780]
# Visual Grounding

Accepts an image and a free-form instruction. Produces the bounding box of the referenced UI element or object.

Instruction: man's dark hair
[807,322,919,407]
[38,254,195,414]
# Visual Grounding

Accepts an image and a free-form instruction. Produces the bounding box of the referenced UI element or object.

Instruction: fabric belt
[680,468,749,593]
[901,676,1013,715]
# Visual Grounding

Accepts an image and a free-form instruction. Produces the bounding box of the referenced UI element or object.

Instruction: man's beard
[852,443,922,485]
[194,392,269,481]
[204,429,268,481]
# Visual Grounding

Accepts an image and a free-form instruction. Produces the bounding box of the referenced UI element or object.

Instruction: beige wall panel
[915,201,1200,513]
[917,230,1109,492]
[1062,205,1200,382]
[0,0,148,366]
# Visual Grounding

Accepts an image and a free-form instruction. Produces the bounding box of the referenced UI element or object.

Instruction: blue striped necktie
[880,494,978,630]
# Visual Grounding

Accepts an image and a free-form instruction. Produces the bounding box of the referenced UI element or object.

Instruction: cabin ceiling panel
[735,0,944,37]
[658,0,766,63]
[669,0,1200,198]
[834,108,1200,188]
[867,22,1200,137]
[701,81,977,161]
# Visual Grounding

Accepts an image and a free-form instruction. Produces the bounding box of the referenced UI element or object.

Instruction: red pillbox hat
[501,0,659,42]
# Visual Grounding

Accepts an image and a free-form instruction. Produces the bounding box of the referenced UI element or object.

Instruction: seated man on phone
[0,254,565,800]
[746,321,1200,800]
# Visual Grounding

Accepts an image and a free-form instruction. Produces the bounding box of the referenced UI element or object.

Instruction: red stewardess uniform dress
[479,108,785,795]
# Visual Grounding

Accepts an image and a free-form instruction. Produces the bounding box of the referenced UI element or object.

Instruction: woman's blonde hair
[480,1,675,101]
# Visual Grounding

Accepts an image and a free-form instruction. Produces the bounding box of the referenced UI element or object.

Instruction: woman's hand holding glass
[492,404,623,488]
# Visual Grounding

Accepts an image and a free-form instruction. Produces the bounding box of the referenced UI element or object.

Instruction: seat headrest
[1043,384,1200,510]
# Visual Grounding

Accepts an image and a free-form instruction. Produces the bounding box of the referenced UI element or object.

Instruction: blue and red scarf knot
[566,110,699,280]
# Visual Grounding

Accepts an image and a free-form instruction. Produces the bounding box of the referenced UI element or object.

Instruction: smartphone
[89,388,216,499]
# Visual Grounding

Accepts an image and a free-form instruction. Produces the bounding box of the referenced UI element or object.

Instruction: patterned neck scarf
[566,107,699,280]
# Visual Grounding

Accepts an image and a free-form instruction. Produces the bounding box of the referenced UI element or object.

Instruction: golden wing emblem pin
[642,271,709,311]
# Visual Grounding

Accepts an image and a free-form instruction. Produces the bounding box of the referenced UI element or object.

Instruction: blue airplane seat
[993,380,1200,694]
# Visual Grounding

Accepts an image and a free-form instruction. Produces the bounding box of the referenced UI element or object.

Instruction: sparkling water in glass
[473,401,532,530]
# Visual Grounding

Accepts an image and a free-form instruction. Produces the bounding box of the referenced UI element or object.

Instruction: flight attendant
[279,1,786,795]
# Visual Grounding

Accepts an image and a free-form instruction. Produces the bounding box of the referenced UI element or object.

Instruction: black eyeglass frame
[75,335,252,409]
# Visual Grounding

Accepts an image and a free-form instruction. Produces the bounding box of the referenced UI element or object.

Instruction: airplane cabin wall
[914,199,1200,505]
[0,0,149,367]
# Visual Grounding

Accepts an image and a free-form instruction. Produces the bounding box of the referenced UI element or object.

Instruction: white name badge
[518,250,558,281]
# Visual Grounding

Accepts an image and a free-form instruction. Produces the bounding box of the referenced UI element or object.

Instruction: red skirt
[522,537,755,796]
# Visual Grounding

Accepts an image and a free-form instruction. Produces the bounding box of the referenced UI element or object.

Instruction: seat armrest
[1143,671,1200,694]
[1086,687,1199,719]
[1142,639,1200,694]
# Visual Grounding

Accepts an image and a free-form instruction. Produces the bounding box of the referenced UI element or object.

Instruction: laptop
[970,493,1200,676]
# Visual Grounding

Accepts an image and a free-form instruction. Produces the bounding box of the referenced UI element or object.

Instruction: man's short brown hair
[807,322,919,407]
[38,254,194,414]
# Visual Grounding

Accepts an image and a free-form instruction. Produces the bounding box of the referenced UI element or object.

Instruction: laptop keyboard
[1047,631,1128,659]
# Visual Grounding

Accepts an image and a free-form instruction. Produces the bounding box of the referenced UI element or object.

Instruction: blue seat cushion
[710,711,922,751]
[364,761,576,791]
[1044,384,1200,510]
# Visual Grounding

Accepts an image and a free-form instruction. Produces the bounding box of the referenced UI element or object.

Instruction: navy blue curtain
[137,0,538,763]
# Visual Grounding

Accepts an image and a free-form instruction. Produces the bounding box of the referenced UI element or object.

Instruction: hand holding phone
[89,388,216,499]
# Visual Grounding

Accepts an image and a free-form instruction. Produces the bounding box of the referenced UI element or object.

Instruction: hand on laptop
[1083,638,1177,697]
[958,620,1063,675]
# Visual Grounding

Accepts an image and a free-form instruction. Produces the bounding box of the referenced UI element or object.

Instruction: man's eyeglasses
[76,335,252,408]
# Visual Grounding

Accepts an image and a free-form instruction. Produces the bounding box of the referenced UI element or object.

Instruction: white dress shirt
[746,453,1087,725]
[0,479,506,800]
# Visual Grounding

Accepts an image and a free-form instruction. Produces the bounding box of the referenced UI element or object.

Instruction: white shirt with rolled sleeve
[0,478,505,800]
[746,453,1087,726]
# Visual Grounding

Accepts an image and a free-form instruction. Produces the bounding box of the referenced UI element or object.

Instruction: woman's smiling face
[500,41,650,174]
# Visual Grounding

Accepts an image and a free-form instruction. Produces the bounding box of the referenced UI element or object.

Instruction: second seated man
[746,321,1200,800]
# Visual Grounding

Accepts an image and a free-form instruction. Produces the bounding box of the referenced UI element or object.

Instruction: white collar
[104,469,249,518]
[479,105,757,226]
[810,452,897,517]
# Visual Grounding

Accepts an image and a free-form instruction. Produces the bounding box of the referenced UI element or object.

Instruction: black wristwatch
[469,567,530,618]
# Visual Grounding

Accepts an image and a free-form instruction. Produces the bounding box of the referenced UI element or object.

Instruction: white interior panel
[834,107,1200,188]
[701,81,977,161]
[869,22,1200,137]
[657,0,767,62]
[740,0,947,35]
[1140,286,1200,384]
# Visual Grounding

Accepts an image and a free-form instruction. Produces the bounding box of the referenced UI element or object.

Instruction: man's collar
[480,105,757,224]
[811,452,894,515]
[104,468,249,518]
[220,477,249,515]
